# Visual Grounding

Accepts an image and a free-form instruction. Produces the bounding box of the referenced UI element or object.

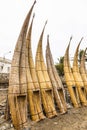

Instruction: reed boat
[64,37,80,108]
[46,35,67,113]
[8,1,36,130]
[72,38,87,106]
[80,48,87,96]
[35,22,57,118]
[26,14,45,121]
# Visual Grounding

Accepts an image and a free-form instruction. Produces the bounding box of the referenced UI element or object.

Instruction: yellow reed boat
[64,37,80,108]
[35,22,57,118]
[26,14,45,121]
[46,35,67,113]
[72,38,87,106]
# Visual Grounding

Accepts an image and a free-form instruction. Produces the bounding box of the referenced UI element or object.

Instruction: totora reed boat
[72,38,87,106]
[8,1,36,130]
[35,22,57,118]
[46,35,67,113]
[26,14,45,121]
[64,37,80,108]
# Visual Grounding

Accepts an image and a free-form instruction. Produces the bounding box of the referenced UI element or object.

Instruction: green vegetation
[55,56,64,76]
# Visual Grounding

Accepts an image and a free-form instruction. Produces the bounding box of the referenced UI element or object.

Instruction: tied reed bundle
[46,35,67,113]
[8,1,36,130]
[26,14,45,121]
[72,38,87,106]
[64,37,80,108]
[35,22,57,118]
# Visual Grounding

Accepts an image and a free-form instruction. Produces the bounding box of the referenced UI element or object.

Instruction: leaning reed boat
[26,14,45,121]
[64,37,80,108]
[80,48,87,96]
[35,22,57,118]
[72,38,87,106]
[46,35,67,113]
[8,1,36,130]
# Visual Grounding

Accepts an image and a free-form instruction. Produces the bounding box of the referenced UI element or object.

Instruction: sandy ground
[29,107,87,130]
[1,88,87,130]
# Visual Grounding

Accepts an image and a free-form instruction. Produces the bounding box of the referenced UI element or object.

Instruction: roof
[0,57,11,64]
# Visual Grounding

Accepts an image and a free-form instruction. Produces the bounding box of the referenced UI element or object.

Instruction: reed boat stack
[72,38,87,106]
[26,14,45,121]
[64,37,80,108]
[46,35,67,113]
[7,0,87,129]
[35,22,57,118]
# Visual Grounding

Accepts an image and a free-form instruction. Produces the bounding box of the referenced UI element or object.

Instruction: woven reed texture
[72,39,87,106]
[8,2,36,130]
[26,14,45,121]
[80,48,87,96]
[35,23,57,118]
[46,35,67,113]
[64,38,80,108]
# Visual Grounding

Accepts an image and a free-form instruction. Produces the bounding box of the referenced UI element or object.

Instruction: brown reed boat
[8,1,36,130]
[26,14,45,121]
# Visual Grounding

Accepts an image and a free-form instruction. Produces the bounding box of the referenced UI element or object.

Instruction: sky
[0,0,87,63]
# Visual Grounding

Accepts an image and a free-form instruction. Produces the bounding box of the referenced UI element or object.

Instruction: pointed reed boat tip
[40,21,47,37]
[70,36,73,41]
[33,13,35,18]
[43,20,47,30]
[79,37,83,45]
[69,36,72,45]
[34,0,36,4]
[30,0,36,10]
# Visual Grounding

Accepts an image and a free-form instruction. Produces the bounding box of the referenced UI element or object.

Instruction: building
[0,57,11,74]
[0,57,11,86]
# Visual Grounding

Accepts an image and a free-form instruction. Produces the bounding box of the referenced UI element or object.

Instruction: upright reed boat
[8,1,36,130]
[64,37,80,108]
[46,35,67,113]
[35,22,57,118]
[26,14,45,121]
[80,48,87,96]
[72,38,87,106]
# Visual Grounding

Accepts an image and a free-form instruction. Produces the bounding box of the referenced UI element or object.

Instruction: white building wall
[0,57,11,73]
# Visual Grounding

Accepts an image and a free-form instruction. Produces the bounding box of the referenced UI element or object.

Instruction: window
[7,67,10,73]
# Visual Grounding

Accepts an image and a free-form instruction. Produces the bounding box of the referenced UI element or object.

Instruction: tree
[78,49,84,62]
[55,56,64,76]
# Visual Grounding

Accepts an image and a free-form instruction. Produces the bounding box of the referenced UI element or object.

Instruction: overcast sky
[0,0,87,62]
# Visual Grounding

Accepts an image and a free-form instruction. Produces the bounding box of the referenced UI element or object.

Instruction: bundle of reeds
[72,38,87,106]
[8,1,36,130]
[26,14,45,121]
[64,37,80,108]
[35,22,57,118]
[46,35,67,113]
[80,48,87,96]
